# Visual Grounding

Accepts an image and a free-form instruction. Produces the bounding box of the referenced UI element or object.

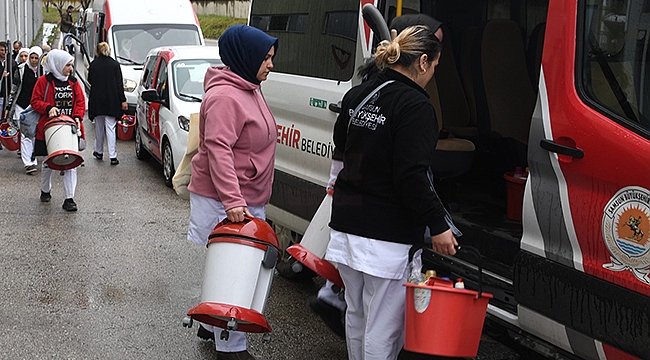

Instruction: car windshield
[112,24,201,65]
[173,59,222,101]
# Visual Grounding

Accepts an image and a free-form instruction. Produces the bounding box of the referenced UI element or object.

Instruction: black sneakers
[308,297,345,338]
[196,325,214,341]
[110,158,119,165]
[62,198,78,212]
[216,350,256,360]
[93,151,103,160]
[40,191,51,203]
[25,165,37,174]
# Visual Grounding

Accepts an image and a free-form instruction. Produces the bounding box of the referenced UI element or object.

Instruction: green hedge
[198,15,247,39]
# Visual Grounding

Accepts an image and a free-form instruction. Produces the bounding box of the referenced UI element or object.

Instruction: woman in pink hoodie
[186,25,278,360]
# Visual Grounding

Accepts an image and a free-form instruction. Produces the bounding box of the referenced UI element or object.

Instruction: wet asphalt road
[0,120,538,360]
[0,123,347,360]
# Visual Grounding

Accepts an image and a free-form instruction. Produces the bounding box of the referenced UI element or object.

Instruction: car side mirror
[141,89,160,103]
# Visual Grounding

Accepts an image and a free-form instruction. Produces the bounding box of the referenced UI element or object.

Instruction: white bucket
[187,217,280,334]
[44,116,83,170]
[286,194,343,287]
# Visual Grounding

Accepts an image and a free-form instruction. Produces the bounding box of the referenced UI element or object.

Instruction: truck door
[518,0,650,358]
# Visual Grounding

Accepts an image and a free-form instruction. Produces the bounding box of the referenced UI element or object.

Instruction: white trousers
[338,263,406,360]
[41,162,76,199]
[13,105,37,167]
[93,115,117,159]
[187,192,266,352]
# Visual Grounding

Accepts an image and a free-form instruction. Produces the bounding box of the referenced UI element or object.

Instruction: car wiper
[179,93,202,102]
[116,56,143,66]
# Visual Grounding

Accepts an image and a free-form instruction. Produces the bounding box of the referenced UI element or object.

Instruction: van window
[112,24,201,64]
[156,59,169,106]
[579,0,650,132]
[141,56,158,89]
[250,0,359,81]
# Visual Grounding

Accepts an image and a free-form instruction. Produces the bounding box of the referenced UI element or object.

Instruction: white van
[251,0,650,359]
[76,0,204,114]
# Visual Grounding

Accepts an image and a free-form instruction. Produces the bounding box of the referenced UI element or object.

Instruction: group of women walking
[2,41,126,212]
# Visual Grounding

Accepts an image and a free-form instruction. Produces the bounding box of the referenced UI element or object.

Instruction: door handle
[329,103,341,113]
[540,139,584,159]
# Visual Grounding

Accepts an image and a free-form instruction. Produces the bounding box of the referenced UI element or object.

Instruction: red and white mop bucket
[286,194,344,288]
[186,216,280,340]
[44,115,83,170]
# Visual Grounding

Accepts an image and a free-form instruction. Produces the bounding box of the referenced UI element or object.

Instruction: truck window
[173,59,222,100]
[250,0,359,81]
[112,24,201,64]
[579,0,650,133]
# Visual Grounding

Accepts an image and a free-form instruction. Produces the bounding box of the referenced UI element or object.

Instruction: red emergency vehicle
[249,0,650,358]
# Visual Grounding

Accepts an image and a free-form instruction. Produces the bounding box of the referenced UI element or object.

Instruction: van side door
[518,0,650,357]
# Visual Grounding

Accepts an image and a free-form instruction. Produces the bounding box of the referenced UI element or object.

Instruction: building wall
[1,0,44,47]
[191,0,250,19]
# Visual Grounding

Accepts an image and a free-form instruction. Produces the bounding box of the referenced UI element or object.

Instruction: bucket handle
[454,245,484,299]
[411,243,485,298]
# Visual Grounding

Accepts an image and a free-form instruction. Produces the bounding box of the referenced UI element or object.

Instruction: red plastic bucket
[503,171,526,222]
[117,115,135,140]
[404,281,492,357]
[0,123,20,151]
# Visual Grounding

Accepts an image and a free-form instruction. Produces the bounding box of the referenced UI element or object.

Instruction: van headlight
[178,115,190,131]
[123,79,137,92]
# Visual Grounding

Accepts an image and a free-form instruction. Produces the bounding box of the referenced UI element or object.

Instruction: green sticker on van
[310,98,327,109]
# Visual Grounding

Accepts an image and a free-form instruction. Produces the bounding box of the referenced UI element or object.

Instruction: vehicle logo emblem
[602,186,650,284]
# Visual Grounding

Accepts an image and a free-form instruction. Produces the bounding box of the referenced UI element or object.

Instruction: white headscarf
[14,48,29,64]
[27,46,43,72]
[43,49,74,82]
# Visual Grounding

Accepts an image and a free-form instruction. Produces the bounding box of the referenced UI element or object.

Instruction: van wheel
[163,140,175,188]
[135,125,150,160]
[273,224,317,281]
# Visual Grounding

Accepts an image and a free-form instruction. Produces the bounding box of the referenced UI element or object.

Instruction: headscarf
[14,48,29,64]
[218,24,278,85]
[27,46,43,72]
[43,49,74,82]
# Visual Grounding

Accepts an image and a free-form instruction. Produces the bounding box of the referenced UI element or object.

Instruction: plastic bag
[407,248,425,284]
[19,106,39,138]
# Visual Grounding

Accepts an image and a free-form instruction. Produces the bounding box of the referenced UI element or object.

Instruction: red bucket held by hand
[0,123,20,151]
[404,246,493,358]
[117,115,136,140]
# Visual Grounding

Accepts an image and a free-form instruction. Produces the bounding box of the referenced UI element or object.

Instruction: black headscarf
[218,25,278,85]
